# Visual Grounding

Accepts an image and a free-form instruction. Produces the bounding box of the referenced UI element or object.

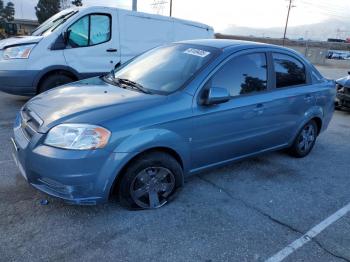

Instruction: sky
[8,0,350,32]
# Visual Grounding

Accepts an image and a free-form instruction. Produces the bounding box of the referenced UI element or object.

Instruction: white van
[0,6,213,95]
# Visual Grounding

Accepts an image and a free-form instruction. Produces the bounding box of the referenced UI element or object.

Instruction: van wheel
[288,120,318,158]
[38,74,74,93]
[119,152,183,210]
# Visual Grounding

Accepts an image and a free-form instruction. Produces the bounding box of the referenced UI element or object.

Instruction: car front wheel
[118,152,183,210]
[39,73,74,93]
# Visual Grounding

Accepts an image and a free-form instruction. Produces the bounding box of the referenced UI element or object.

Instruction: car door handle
[106,48,118,53]
[304,94,313,102]
[253,104,264,114]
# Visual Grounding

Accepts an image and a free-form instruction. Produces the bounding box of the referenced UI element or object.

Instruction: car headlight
[3,44,36,59]
[45,124,111,150]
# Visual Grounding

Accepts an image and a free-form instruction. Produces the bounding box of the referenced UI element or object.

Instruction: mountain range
[222,18,350,41]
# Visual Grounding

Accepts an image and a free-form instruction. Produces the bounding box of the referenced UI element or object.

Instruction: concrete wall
[215,33,350,66]
[287,46,350,67]
[215,33,350,51]
[324,59,350,69]
[285,46,327,65]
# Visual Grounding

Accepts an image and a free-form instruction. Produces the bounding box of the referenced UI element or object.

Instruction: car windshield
[112,44,218,94]
[32,9,78,36]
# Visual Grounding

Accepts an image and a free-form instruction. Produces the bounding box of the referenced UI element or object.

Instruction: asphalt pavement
[0,68,349,262]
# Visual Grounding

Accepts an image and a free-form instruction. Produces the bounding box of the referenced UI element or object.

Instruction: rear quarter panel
[314,79,336,132]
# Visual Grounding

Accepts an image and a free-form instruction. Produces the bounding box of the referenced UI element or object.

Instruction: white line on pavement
[266,202,350,262]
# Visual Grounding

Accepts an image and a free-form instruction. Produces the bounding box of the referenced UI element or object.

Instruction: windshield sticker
[184,48,210,58]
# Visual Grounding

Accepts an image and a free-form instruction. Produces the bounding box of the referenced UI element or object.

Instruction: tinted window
[273,53,306,88]
[210,53,268,96]
[68,14,111,48]
[310,64,323,82]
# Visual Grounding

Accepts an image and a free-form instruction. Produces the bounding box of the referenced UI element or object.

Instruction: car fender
[33,65,81,88]
[290,105,324,145]
[113,128,191,173]
[99,129,190,199]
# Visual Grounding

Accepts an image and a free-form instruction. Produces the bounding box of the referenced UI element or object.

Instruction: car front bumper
[336,92,350,108]
[12,122,129,205]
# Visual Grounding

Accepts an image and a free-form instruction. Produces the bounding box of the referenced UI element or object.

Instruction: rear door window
[209,53,268,96]
[273,53,306,88]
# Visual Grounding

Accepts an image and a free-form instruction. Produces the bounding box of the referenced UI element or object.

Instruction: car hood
[0,36,44,50]
[26,77,166,132]
[336,75,350,88]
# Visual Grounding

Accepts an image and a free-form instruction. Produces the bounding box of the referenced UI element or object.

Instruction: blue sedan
[12,39,335,209]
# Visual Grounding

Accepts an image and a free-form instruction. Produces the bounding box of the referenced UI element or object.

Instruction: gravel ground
[0,67,349,262]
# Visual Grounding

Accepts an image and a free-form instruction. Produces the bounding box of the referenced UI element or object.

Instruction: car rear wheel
[39,73,74,93]
[119,152,183,210]
[288,120,318,158]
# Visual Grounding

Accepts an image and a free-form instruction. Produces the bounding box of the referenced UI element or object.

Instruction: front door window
[68,14,111,48]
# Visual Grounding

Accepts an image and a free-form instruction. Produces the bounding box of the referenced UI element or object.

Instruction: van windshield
[112,44,219,94]
[32,9,78,36]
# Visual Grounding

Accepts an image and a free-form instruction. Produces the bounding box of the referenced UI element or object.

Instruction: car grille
[20,107,43,140]
[345,87,350,95]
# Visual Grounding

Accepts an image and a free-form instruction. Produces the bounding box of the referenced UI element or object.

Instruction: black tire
[288,120,318,158]
[119,152,183,210]
[38,73,74,93]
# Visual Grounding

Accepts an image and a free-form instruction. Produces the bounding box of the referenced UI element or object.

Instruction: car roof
[177,39,300,56]
[177,39,309,63]
[178,39,281,51]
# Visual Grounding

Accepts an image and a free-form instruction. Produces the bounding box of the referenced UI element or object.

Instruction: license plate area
[11,137,28,181]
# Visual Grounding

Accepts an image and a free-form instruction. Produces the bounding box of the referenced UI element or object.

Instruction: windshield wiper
[33,11,78,36]
[50,18,69,33]
[50,11,78,33]
[52,11,75,23]
[114,78,152,94]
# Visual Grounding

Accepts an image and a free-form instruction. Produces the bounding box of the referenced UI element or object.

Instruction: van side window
[209,53,268,96]
[90,15,111,45]
[68,14,111,48]
[273,53,306,88]
[68,16,89,47]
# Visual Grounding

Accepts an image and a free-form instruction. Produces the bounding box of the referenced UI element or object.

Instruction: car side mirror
[63,30,71,45]
[203,87,230,105]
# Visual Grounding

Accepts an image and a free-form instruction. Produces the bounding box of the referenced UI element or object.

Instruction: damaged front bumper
[336,92,350,108]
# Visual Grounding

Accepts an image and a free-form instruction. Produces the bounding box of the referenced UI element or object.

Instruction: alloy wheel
[130,167,176,209]
[298,123,316,153]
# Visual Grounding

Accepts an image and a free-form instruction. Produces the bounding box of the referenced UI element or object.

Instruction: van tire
[119,152,183,210]
[38,73,74,93]
[288,120,318,158]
